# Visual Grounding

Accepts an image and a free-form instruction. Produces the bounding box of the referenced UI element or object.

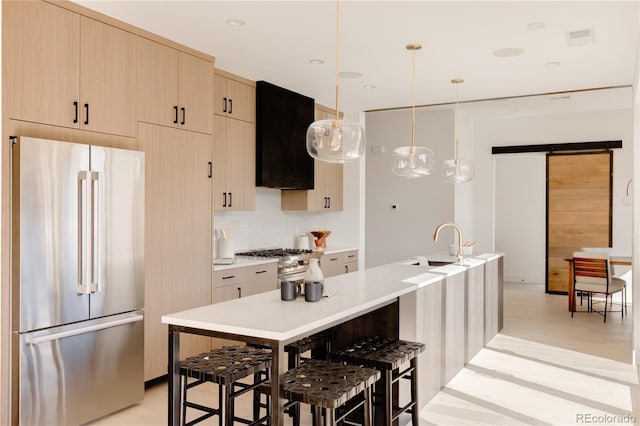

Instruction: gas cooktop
[236,248,315,258]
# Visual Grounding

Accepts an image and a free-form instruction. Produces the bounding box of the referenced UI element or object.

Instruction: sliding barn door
[546,151,612,293]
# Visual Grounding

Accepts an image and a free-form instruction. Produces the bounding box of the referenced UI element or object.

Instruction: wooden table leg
[567,260,575,312]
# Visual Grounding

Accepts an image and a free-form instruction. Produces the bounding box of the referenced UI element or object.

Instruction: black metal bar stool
[331,336,425,425]
[179,346,272,426]
[281,359,380,426]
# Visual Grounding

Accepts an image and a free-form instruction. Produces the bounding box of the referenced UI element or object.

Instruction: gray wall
[365,91,634,278]
[365,108,455,267]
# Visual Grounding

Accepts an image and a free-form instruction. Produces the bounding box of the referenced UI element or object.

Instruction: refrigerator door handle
[77,171,90,295]
[25,314,143,345]
[90,171,101,293]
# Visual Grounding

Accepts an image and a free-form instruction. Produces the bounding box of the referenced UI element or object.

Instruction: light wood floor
[89,282,638,425]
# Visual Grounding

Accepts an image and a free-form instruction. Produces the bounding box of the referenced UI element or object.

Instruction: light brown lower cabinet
[139,123,213,381]
[213,263,278,301]
[212,263,277,347]
[321,250,359,278]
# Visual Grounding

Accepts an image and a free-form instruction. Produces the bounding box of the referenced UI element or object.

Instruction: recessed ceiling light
[363,84,376,89]
[493,48,525,58]
[338,71,363,79]
[310,59,324,65]
[226,19,245,27]
[526,22,545,30]
[545,61,561,68]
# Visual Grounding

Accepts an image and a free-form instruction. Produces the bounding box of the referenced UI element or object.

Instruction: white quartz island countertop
[163,253,503,425]
[162,255,487,343]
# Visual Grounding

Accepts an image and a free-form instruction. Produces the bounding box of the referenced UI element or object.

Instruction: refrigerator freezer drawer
[18,312,144,425]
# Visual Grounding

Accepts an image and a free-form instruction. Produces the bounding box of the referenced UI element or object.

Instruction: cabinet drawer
[243,263,277,295]
[321,253,344,278]
[214,270,241,287]
[343,250,358,264]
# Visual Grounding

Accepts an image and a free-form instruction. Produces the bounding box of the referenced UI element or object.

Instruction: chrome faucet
[433,222,464,265]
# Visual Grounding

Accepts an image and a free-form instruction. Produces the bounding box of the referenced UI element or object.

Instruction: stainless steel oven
[235,248,322,288]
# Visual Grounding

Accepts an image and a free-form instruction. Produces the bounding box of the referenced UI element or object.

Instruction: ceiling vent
[566,27,595,46]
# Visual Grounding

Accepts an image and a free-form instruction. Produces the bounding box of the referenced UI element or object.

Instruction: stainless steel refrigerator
[11,137,145,425]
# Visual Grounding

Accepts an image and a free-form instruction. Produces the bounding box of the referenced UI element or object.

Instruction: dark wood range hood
[255,81,315,190]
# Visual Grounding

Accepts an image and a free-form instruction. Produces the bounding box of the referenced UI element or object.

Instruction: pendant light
[391,44,435,178]
[306,0,365,163]
[441,79,474,183]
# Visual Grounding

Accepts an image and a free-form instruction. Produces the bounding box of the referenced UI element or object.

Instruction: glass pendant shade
[306,118,365,163]
[305,0,365,163]
[391,43,434,179]
[442,78,474,183]
[392,146,435,178]
[441,158,474,183]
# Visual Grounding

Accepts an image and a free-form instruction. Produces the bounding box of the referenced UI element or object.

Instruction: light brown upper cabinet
[214,70,256,123]
[138,37,213,134]
[213,115,256,211]
[281,104,344,211]
[5,1,136,137]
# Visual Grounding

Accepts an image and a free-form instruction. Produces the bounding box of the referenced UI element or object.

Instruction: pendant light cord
[411,47,416,152]
[334,0,340,125]
[454,81,459,163]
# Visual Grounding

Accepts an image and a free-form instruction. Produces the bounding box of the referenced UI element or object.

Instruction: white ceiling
[74,1,639,114]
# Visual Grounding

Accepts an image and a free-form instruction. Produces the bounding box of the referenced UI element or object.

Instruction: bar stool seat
[281,359,380,426]
[331,336,425,425]
[180,346,272,426]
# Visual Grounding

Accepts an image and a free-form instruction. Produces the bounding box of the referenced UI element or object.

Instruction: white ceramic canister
[296,234,310,250]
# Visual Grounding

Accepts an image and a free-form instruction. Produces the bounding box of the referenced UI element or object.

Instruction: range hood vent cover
[566,27,595,46]
[255,81,315,190]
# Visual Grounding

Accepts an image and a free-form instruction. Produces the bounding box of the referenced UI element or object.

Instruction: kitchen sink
[402,259,455,266]
[427,260,454,266]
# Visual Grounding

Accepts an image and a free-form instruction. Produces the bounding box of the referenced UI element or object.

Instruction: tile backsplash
[213,188,358,257]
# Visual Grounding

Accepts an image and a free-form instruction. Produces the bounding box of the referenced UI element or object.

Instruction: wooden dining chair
[571,251,626,323]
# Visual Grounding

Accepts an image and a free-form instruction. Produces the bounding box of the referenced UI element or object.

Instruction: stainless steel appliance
[11,137,145,425]
[235,248,322,285]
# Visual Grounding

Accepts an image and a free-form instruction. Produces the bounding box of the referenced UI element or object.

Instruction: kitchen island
[162,253,503,425]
